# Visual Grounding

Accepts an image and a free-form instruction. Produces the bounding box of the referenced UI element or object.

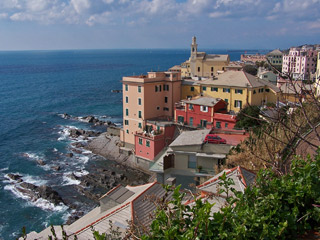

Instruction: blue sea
[0,48,267,239]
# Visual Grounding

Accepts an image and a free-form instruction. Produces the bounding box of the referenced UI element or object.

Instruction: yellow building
[181,36,230,78]
[181,71,280,113]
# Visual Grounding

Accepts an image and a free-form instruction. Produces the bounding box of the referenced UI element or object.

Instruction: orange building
[120,72,182,149]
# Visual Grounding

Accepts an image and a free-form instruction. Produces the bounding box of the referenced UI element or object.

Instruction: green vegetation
[234,105,262,130]
[140,151,320,239]
[243,65,258,76]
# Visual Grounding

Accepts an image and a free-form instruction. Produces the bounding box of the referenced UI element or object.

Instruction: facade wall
[181,84,278,113]
[181,85,201,99]
[282,47,318,80]
[121,72,181,146]
[266,53,283,67]
[316,52,320,96]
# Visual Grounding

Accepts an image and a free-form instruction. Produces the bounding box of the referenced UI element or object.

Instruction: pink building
[121,71,182,148]
[134,120,176,161]
[174,97,237,130]
[282,46,318,80]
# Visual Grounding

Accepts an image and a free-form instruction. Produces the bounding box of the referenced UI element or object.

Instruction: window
[225,123,228,128]
[138,111,142,118]
[125,84,128,91]
[125,96,128,103]
[165,96,168,103]
[224,99,228,103]
[202,86,207,91]
[200,106,208,112]
[146,140,150,147]
[191,86,194,92]
[139,138,143,145]
[177,116,184,123]
[265,88,270,92]
[235,89,243,94]
[138,122,142,128]
[216,122,221,128]
[234,100,242,109]
[211,67,214,72]
[126,129,129,134]
[126,108,129,116]
[200,120,207,127]
[253,90,256,94]
[138,98,141,105]
[163,84,169,91]
[125,120,129,125]
[157,106,160,110]
[189,117,194,126]
[138,86,141,93]
[211,87,218,92]
[198,67,200,72]
[189,104,193,110]
[223,88,230,93]
[155,86,158,92]
[167,85,169,91]
[188,155,197,169]
[163,107,169,111]
[159,85,162,92]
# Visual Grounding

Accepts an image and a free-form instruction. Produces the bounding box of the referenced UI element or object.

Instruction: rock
[37,185,64,205]
[51,165,61,171]
[37,159,46,166]
[20,182,38,191]
[62,113,71,119]
[71,149,82,154]
[66,153,73,158]
[7,173,22,181]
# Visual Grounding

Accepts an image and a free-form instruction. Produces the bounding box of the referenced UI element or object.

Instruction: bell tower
[191,36,198,58]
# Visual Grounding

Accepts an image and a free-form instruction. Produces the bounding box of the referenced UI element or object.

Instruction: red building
[174,97,237,129]
[134,119,176,161]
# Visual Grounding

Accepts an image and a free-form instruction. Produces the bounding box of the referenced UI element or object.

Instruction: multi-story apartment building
[315,52,320,96]
[181,36,230,78]
[120,72,182,149]
[266,49,283,68]
[181,71,280,113]
[174,97,237,129]
[282,46,318,81]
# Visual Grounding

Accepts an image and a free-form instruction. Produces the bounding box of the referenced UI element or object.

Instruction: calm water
[0,48,267,239]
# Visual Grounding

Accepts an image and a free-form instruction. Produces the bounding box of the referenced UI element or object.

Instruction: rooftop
[182,97,223,107]
[169,129,211,147]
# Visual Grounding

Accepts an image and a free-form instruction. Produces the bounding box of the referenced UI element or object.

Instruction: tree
[234,105,262,130]
[243,65,258,76]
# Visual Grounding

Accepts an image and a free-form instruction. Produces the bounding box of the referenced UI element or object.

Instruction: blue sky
[0,0,319,50]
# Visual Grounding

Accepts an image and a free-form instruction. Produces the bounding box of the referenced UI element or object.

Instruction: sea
[0,48,268,239]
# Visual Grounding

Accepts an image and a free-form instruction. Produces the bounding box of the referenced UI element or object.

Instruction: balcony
[175,102,186,111]
[135,130,164,140]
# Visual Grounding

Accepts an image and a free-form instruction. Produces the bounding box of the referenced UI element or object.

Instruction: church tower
[191,36,198,59]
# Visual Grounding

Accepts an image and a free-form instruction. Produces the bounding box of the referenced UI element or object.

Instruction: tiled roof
[25,182,169,240]
[201,71,280,92]
[197,166,256,196]
[182,97,223,107]
[195,52,229,62]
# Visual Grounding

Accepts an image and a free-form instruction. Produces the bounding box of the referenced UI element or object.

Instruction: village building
[181,71,280,113]
[266,49,283,68]
[258,70,277,84]
[23,182,172,239]
[315,51,320,96]
[181,36,230,78]
[149,129,248,188]
[174,96,237,129]
[225,62,243,71]
[197,166,256,197]
[240,53,266,63]
[282,46,318,81]
[120,71,182,148]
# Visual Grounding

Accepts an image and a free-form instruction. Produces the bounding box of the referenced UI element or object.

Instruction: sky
[0,0,319,50]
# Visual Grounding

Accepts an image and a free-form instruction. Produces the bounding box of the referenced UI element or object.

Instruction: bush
[142,151,320,239]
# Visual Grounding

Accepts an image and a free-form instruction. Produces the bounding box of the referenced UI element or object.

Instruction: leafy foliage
[234,105,262,130]
[243,65,258,76]
[141,151,320,239]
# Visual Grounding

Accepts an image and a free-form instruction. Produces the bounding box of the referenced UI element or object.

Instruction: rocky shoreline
[4,114,151,225]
